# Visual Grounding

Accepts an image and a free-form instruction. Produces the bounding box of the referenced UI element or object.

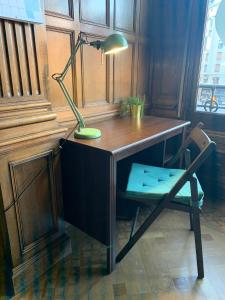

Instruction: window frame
[183,0,225,132]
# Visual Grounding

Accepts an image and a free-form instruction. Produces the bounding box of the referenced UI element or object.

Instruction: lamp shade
[102,33,128,54]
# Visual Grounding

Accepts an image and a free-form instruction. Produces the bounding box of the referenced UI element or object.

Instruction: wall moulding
[0,116,67,157]
[0,112,57,130]
[0,101,51,112]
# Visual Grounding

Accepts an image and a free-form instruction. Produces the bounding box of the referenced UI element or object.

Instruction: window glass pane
[196,0,225,114]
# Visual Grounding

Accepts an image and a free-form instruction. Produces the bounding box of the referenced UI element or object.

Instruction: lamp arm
[61,35,86,80]
[52,33,87,129]
[58,80,85,128]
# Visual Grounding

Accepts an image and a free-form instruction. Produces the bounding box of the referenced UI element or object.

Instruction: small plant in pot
[119,96,145,119]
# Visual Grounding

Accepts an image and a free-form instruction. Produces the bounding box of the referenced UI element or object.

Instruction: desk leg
[106,156,117,274]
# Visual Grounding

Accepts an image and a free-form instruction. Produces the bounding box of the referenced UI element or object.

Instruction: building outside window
[196,0,225,114]
[213,77,220,84]
[204,75,209,83]
[218,41,224,49]
[215,63,221,72]
[216,51,223,60]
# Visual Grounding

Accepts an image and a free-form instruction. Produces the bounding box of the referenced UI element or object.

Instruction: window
[218,41,224,49]
[216,52,223,60]
[196,0,225,115]
[214,64,221,72]
[203,75,209,83]
[213,77,220,84]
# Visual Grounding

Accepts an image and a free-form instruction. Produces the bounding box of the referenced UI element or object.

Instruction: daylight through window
[196,0,225,114]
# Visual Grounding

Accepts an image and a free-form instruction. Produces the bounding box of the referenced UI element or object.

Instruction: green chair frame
[116,123,216,279]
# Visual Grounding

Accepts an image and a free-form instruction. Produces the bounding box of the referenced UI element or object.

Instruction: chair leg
[130,207,140,240]
[116,199,166,263]
[189,208,193,231]
[193,207,204,279]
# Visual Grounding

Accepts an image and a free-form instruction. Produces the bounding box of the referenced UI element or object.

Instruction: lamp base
[74,127,101,139]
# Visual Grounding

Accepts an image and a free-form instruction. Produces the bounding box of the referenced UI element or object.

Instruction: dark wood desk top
[66,116,190,158]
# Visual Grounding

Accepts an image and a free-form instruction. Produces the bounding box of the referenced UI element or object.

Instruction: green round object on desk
[74,127,101,139]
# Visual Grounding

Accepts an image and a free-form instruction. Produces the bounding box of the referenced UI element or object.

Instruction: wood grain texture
[10,152,57,253]
[80,0,109,26]
[46,28,74,108]
[80,33,109,105]
[0,20,13,98]
[0,185,14,298]
[0,20,43,101]
[3,202,225,299]
[148,0,191,117]
[113,42,134,101]
[45,0,72,17]
[66,116,190,157]
[114,0,136,32]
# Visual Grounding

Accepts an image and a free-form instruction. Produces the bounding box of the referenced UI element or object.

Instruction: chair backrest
[168,123,216,172]
[166,123,216,201]
[183,123,216,174]
[187,123,212,151]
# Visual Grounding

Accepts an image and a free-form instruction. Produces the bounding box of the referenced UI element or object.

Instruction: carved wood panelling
[113,42,134,101]
[45,0,73,18]
[0,0,150,294]
[139,0,150,37]
[137,42,149,97]
[114,0,136,32]
[10,152,57,255]
[45,0,150,123]
[81,34,109,106]
[79,0,109,27]
[149,0,190,116]
[0,20,41,100]
[46,28,74,108]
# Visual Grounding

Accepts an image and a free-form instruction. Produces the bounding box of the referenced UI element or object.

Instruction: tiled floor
[7,200,225,299]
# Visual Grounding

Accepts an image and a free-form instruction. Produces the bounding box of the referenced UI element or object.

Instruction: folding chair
[116,123,216,279]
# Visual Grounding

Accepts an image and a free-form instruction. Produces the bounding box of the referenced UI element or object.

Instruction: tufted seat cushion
[126,163,204,207]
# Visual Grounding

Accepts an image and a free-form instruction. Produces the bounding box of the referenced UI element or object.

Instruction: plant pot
[130,104,142,119]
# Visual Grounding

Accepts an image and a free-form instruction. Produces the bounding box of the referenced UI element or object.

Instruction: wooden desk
[61,116,190,273]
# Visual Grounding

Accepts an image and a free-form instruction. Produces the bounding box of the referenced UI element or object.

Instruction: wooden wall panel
[15,24,32,97]
[148,0,191,117]
[114,0,136,32]
[44,0,150,123]
[80,0,109,26]
[0,20,42,101]
[139,0,150,37]
[0,0,151,295]
[114,43,134,101]
[136,42,149,97]
[45,0,72,17]
[46,29,74,108]
[10,153,56,253]
[4,22,22,97]
[24,24,41,96]
[0,21,12,98]
[81,34,109,105]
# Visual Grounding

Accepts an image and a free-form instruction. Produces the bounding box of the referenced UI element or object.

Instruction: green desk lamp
[52,33,128,139]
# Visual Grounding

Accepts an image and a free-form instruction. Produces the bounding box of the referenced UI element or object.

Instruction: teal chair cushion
[126,163,204,207]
